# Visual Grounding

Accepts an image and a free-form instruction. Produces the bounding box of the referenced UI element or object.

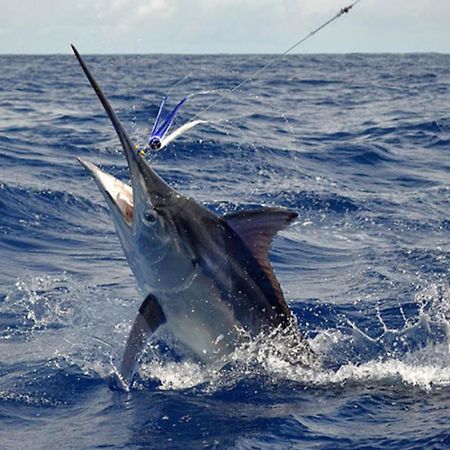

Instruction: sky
[0,0,449,54]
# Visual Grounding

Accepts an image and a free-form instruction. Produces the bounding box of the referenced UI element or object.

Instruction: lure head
[149,136,162,150]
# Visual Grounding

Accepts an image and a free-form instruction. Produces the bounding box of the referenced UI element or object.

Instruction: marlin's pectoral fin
[114,293,166,391]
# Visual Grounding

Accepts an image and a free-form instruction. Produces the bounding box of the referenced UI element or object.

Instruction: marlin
[72,45,314,390]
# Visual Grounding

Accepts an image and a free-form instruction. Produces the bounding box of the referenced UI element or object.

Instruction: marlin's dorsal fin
[222,207,298,269]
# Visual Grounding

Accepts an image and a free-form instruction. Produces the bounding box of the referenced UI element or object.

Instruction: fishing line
[143,1,362,152]
[189,0,362,122]
[186,89,224,99]
[166,72,192,96]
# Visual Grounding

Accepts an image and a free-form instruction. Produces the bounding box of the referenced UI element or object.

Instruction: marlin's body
[72,46,314,390]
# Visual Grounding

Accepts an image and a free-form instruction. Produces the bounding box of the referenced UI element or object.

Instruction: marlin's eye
[143,209,157,224]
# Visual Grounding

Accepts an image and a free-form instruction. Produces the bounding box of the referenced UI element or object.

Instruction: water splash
[2,274,449,394]
[134,283,450,393]
[0,273,128,382]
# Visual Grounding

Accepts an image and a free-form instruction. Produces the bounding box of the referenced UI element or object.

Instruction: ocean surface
[0,53,449,449]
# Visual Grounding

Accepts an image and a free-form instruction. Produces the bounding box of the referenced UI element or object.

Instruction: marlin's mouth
[78,158,134,226]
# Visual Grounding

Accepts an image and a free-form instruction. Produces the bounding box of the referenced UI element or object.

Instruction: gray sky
[0,0,449,54]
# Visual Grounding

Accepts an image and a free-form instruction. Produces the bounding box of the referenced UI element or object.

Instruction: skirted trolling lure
[147,96,207,151]
[148,96,186,149]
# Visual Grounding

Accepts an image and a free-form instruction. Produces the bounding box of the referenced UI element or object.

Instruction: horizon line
[0,51,449,56]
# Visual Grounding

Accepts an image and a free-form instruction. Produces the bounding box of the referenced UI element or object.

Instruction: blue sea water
[0,53,449,449]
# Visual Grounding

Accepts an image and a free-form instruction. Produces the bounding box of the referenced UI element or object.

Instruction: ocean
[0,53,449,449]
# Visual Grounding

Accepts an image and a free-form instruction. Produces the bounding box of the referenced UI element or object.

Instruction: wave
[1,52,450,447]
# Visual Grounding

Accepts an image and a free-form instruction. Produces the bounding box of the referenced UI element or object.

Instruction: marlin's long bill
[71,45,135,168]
